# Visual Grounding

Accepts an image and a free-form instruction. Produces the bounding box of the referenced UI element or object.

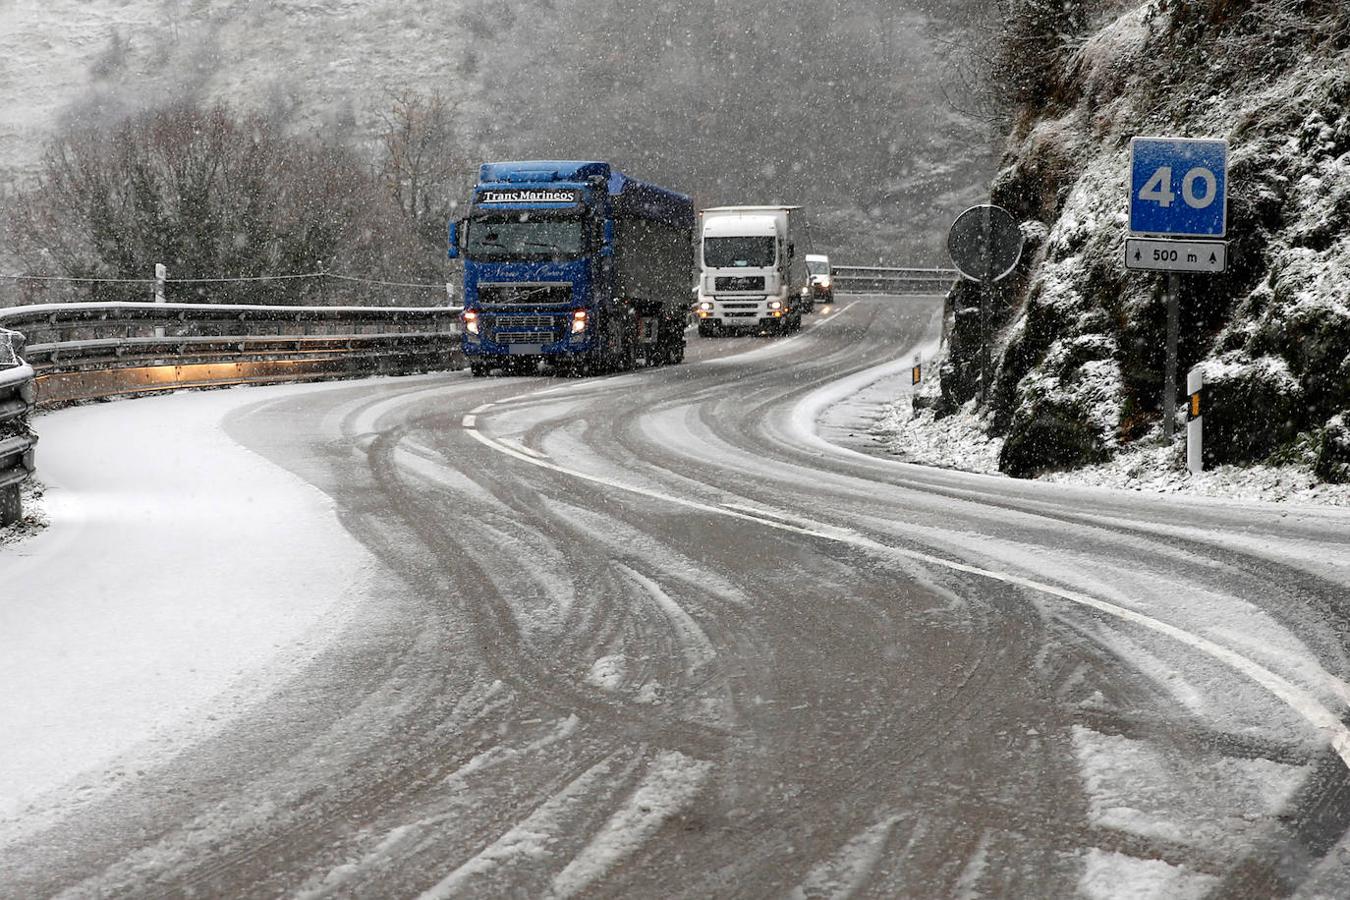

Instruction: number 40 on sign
[1129,137,1228,239]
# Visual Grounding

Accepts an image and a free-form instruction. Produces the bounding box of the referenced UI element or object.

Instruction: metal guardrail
[0,302,464,406]
[831,266,957,295]
[0,301,463,527]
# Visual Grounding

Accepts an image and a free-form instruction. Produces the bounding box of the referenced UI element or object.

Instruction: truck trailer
[449,161,695,376]
[694,206,811,337]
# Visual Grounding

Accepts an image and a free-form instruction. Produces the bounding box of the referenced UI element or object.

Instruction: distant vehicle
[448,161,695,376]
[694,206,810,337]
[805,253,833,309]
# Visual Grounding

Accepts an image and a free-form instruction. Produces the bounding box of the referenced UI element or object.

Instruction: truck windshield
[466,216,587,261]
[704,237,775,268]
[807,260,830,275]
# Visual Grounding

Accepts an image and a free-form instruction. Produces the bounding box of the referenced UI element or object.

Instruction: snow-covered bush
[1316,415,1350,484]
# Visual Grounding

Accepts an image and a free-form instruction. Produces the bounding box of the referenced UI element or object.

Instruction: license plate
[508,344,543,355]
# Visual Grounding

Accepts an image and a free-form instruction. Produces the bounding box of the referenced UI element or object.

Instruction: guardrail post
[0,483,18,526]
[1,328,37,528]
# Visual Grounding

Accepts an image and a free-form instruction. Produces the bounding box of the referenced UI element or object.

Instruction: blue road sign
[1129,137,1228,238]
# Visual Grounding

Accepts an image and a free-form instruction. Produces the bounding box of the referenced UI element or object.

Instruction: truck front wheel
[697,321,716,338]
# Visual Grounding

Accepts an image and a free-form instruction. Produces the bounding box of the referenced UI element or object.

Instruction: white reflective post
[912,353,922,387]
[154,263,167,338]
[1187,366,1203,475]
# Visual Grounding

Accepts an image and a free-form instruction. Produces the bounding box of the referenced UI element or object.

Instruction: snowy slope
[0,1,995,268]
[0,0,480,192]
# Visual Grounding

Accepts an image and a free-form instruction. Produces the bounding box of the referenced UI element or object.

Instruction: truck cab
[449,161,693,376]
[694,206,809,337]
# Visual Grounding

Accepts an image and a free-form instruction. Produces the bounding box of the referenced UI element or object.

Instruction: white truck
[694,206,810,337]
[804,253,834,308]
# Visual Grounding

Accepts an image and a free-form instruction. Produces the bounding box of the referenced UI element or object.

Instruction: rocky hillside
[931,0,1350,483]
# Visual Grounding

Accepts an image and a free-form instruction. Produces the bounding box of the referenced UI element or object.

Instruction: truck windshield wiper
[522,241,564,252]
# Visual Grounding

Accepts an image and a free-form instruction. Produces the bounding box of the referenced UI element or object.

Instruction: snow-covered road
[3,296,1350,898]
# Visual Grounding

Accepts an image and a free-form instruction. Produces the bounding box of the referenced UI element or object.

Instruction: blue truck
[448,161,695,376]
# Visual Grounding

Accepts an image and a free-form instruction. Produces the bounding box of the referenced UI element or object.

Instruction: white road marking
[483,303,860,410]
[461,414,477,429]
[501,438,548,460]
[464,419,1350,768]
[469,403,495,414]
[700,303,856,369]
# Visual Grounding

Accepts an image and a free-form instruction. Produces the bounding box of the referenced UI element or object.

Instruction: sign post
[1126,137,1229,444]
[948,204,1023,405]
[1162,272,1181,441]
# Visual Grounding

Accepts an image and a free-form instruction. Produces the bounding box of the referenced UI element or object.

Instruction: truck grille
[715,276,766,292]
[486,313,564,342]
[478,283,572,306]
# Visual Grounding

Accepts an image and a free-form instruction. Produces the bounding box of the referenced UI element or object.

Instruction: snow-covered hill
[0,0,480,196]
[0,0,994,266]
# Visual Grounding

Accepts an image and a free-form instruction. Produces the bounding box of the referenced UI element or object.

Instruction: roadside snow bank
[875,391,1350,507]
[0,386,377,828]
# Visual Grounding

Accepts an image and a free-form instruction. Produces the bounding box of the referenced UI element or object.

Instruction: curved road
[5,296,1350,898]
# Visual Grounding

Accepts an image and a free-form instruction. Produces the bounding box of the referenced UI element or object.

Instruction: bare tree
[5,101,436,305]
[378,89,469,252]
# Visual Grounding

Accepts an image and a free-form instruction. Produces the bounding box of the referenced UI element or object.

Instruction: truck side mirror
[601,218,615,258]
[447,219,463,260]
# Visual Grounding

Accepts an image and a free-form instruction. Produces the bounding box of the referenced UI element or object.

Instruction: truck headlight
[698,300,714,312]
[571,310,589,334]
[463,310,480,336]
[767,299,783,311]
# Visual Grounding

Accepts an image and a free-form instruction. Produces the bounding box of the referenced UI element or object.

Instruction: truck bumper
[463,307,599,360]
[696,296,793,330]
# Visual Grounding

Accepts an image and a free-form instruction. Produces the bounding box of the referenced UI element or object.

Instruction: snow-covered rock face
[941,0,1350,479]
